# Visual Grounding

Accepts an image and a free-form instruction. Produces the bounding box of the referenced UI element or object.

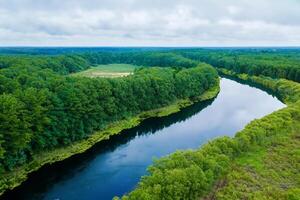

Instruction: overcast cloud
[0,0,300,46]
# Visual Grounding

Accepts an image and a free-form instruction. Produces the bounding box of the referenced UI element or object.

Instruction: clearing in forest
[71,64,140,78]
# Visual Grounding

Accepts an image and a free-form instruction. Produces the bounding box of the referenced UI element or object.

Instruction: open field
[71,64,140,78]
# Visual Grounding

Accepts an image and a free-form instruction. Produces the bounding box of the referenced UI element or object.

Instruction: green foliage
[3,48,300,199]
[176,49,300,82]
[121,70,300,200]
[0,54,90,74]
[0,51,198,76]
[81,52,198,68]
[214,121,300,200]
[217,68,300,105]
[0,58,218,174]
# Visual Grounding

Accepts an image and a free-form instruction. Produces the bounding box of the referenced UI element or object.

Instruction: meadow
[71,64,139,78]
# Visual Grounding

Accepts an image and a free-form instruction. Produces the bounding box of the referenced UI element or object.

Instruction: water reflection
[1,78,285,200]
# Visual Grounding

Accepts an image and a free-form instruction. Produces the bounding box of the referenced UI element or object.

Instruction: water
[2,78,285,200]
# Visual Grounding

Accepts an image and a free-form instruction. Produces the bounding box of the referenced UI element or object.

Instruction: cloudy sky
[0,0,300,46]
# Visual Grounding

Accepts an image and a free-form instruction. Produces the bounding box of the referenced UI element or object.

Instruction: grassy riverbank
[206,69,300,199]
[206,121,300,199]
[120,69,300,200]
[0,79,220,196]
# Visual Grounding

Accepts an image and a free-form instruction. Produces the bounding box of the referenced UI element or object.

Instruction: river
[1,77,285,200]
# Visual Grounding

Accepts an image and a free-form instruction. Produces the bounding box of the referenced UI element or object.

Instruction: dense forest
[0,52,197,75]
[1,48,300,199]
[2,48,300,81]
[0,51,217,175]
[175,49,300,82]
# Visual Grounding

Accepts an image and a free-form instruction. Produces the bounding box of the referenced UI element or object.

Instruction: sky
[0,0,300,47]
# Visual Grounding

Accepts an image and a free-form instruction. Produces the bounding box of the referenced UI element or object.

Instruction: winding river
[2,77,285,200]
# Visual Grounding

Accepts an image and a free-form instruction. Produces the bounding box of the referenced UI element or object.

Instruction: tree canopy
[0,51,218,173]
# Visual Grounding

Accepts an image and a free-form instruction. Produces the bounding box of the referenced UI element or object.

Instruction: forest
[0,48,299,199]
[3,48,300,82]
[1,0,300,199]
[175,48,300,82]
[0,51,218,176]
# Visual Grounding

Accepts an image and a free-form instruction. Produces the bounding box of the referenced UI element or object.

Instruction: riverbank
[120,69,300,199]
[205,114,300,199]
[216,68,300,105]
[0,79,220,196]
[206,69,300,199]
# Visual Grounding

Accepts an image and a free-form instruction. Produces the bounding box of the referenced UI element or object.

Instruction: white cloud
[227,5,241,15]
[0,0,299,46]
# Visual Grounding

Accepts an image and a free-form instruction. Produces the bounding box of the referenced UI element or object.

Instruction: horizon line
[1,46,300,48]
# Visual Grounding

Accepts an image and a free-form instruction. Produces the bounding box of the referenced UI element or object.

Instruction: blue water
[2,78,285,200]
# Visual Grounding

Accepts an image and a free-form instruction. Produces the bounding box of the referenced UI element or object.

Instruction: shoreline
[0,79,220,196]
[121,69,300,199]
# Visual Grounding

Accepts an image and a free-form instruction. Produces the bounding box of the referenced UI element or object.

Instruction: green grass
[71,64,140,78]
[209,125,300,200]
[202,69,300,200]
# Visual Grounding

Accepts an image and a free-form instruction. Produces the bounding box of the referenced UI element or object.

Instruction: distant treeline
[2,48,300,82]
[175,49,300,82]
[0,52,217,173]
[0,52,197,75]
[0,47,186,55]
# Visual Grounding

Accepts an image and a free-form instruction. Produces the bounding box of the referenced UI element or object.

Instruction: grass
[71,64,140,78]
[207,124,300,200]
